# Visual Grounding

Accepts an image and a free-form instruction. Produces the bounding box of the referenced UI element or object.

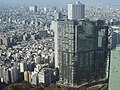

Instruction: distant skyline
[0,0,120,6]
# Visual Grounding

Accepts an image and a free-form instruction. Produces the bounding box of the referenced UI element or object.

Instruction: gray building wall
[109,45,120,90]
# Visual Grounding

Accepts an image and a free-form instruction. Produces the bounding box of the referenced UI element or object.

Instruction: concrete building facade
[109,45,120,90]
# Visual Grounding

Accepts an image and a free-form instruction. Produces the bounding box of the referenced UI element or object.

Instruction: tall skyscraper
[108,45,120,90]
[29,6,37,13]
[54,19,109,86]
[68,1,85,20]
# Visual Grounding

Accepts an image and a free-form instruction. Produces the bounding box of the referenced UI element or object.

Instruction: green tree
[7,84,15,90]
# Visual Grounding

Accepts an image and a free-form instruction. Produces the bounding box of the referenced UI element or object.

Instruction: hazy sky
[0,0,120,6]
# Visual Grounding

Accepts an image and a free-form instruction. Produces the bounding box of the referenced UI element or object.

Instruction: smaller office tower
[68,1,85,20]
[111,31,120,49]
[32,74,38,85]
[9,67,18,83]
[24,71,31,83]
[20,61,27,72]
[29,6,37,13]
[3,69,10,83]
[38,68,53,85]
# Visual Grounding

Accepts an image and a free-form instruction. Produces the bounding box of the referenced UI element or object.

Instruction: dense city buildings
[54,19,109,86]
[0,0,120,90]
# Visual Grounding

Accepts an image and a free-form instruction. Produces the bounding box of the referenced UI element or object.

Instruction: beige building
[24,71,32,83]
[0,35,10,50]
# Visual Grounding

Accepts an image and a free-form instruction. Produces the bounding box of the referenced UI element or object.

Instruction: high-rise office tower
[29,6,37,13]
[54,11,63,20]
[54,19,109,86]
[108,45,120,90]
[68,1,85,20]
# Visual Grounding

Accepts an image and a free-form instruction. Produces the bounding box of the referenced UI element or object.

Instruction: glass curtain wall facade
[56,20,108,86]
